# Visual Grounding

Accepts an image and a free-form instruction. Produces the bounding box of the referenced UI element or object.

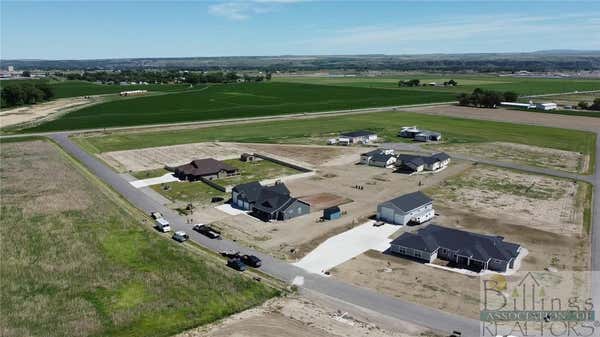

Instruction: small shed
[241,153,261,162]
[323,206,341,220]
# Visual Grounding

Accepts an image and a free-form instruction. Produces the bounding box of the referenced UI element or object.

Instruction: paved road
[49,133,480,336]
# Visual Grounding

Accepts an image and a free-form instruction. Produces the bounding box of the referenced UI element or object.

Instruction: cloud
[209,0,302,20]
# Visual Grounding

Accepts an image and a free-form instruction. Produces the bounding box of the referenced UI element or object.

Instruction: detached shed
[323,206,341,220]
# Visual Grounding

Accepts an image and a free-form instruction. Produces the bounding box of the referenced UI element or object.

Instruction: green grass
[274,75,600,96]
[151,181,228,205]
[22,82,456,132]
[213,159,300,186]
[130,168,170,179]
[0,139,278,337]
[49,81,192,98]
[75,110,596,161]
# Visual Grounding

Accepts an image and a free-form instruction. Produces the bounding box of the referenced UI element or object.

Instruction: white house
[377,191,435,225]
[338,130,378,145]
[361,149,395,167]
[397,153,450,173]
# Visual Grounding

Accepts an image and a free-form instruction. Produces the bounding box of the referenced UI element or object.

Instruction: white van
[155,218,171,232]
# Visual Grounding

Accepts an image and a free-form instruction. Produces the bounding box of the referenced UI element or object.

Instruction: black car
[193,224,222,239]
[226,258,247,271]
[241,254,262,268]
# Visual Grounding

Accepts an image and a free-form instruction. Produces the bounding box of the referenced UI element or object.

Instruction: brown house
[173,158,239,181]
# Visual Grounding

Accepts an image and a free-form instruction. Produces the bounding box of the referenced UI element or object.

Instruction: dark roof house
[174,158,239,181]
[390,224,521,272]
[384,191,433,212]
[231,181,309,221]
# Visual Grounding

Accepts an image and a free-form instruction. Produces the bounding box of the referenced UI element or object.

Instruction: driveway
[129,173,179,188]
[294,220,401,275]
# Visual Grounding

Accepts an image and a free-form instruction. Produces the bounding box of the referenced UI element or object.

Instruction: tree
[1,84,25,107]
[578,101,589,110]
[457,93,470,106]
[590,98,600,111]
[22,70,31,77]
[503,91,518,102]
[447,79,458,86]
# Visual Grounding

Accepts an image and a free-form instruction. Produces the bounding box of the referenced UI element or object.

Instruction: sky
[1,0,599,60]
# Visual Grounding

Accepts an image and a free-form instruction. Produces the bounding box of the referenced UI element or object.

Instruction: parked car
[227,258,246,271]
[150,211,163,220]
[373,221,385,227]
[221,250,240,259]
[172,231,189,242]
[241,254,262,268]
[154,218,171,232]
[192,224,221,239]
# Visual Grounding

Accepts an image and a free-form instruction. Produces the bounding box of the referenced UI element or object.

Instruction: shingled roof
[391,224,520,262]
[383,191,432,212]
[175,158,238,177]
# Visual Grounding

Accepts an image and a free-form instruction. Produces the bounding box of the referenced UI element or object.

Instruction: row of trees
[398,79,458,87]
[1,82,55,108]
[64,70,272,85]
[457,88,518,108]
[578,99,600,111]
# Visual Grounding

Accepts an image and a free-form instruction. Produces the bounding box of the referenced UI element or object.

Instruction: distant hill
[2,51,600,72]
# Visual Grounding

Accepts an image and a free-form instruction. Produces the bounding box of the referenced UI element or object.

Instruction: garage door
[380,207,395,222]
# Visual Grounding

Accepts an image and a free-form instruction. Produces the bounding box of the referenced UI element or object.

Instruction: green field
[0,139,278,337]
[76,110,595,159]
[22,82,456,132]
[274,75,600,95]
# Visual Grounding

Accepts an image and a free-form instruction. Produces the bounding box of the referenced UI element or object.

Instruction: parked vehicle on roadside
[220,250,240,259]
[373,221,385,227]
[193,224,221,239]
[241,254,262,268]
[227,258,247,271]
[172,231,189,242]
[150,211,163,220]
[155,218,171,232]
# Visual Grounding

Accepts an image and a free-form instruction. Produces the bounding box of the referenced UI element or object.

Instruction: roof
[397,154,425,167]
[361,149,381,157]
[324,206,341,213]
[432,152,450,161]
[381,191,432,212]
[340,130,376,138]
[253,191,297,214]
[233,182,290,205]
[175,158,238,177]
[371,152,396,163]
[416,130,441,137]
[391,224,520,262]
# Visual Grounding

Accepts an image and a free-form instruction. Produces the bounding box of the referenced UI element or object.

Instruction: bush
[578,101,589,110]
[456,88,508,108]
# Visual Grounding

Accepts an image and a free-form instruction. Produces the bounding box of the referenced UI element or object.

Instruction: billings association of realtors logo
[480,271,598,336]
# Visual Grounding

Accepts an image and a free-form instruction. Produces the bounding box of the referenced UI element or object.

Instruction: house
[231,181,310,221]
[240,153,261,162]
[323,206,341,220]
[338,130,378,145]
[399,126,421,138]
[534,102,558,111]
[396,153,450,173]
[414,130,442,142]
[377,191,434,225]
[389,224,521,273]
[174,158,239,181]
[399,126,442,142]
[360,148,396,167]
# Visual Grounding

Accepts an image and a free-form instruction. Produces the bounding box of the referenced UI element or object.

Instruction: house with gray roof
[399,126,442,142]
[174,158,239,181]
[338,130,378,145]
[377,191,434,225]
[360,148,396,167]
[231,181,309,221]
[389,224,521,272]
[396,152,450,173]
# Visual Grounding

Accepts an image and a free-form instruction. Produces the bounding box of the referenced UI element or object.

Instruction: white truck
[155,218,171,232]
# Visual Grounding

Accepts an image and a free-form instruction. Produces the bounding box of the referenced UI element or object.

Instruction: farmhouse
[399,126,442,142]
[231,181,310,221]
[389,224,521,273]
[377,191,434,226]
[360,149,396,168]
[396,153,450,173]
[338,130,378,145]
[173,158,239,181]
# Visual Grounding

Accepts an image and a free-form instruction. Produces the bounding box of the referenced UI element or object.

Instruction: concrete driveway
[129,173,179,188]
[294,220,401,275]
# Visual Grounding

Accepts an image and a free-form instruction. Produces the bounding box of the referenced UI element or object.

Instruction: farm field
[22,82,456,132]
[0,139,278,337]
[75,111,596,163]
[274,75,600,95]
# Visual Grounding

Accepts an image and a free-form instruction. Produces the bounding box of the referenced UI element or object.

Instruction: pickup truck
[193,224,221,239]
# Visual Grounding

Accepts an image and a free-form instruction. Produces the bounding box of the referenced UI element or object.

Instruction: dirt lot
[298,192,352,211]
[177,295,439,337]
[425,141,587,173]
[403,104,600,132]
[189,159,471,260]
[0,96,102,128]
[426,165,586,236]
[100,142,364,172]
[331,206,591,319]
